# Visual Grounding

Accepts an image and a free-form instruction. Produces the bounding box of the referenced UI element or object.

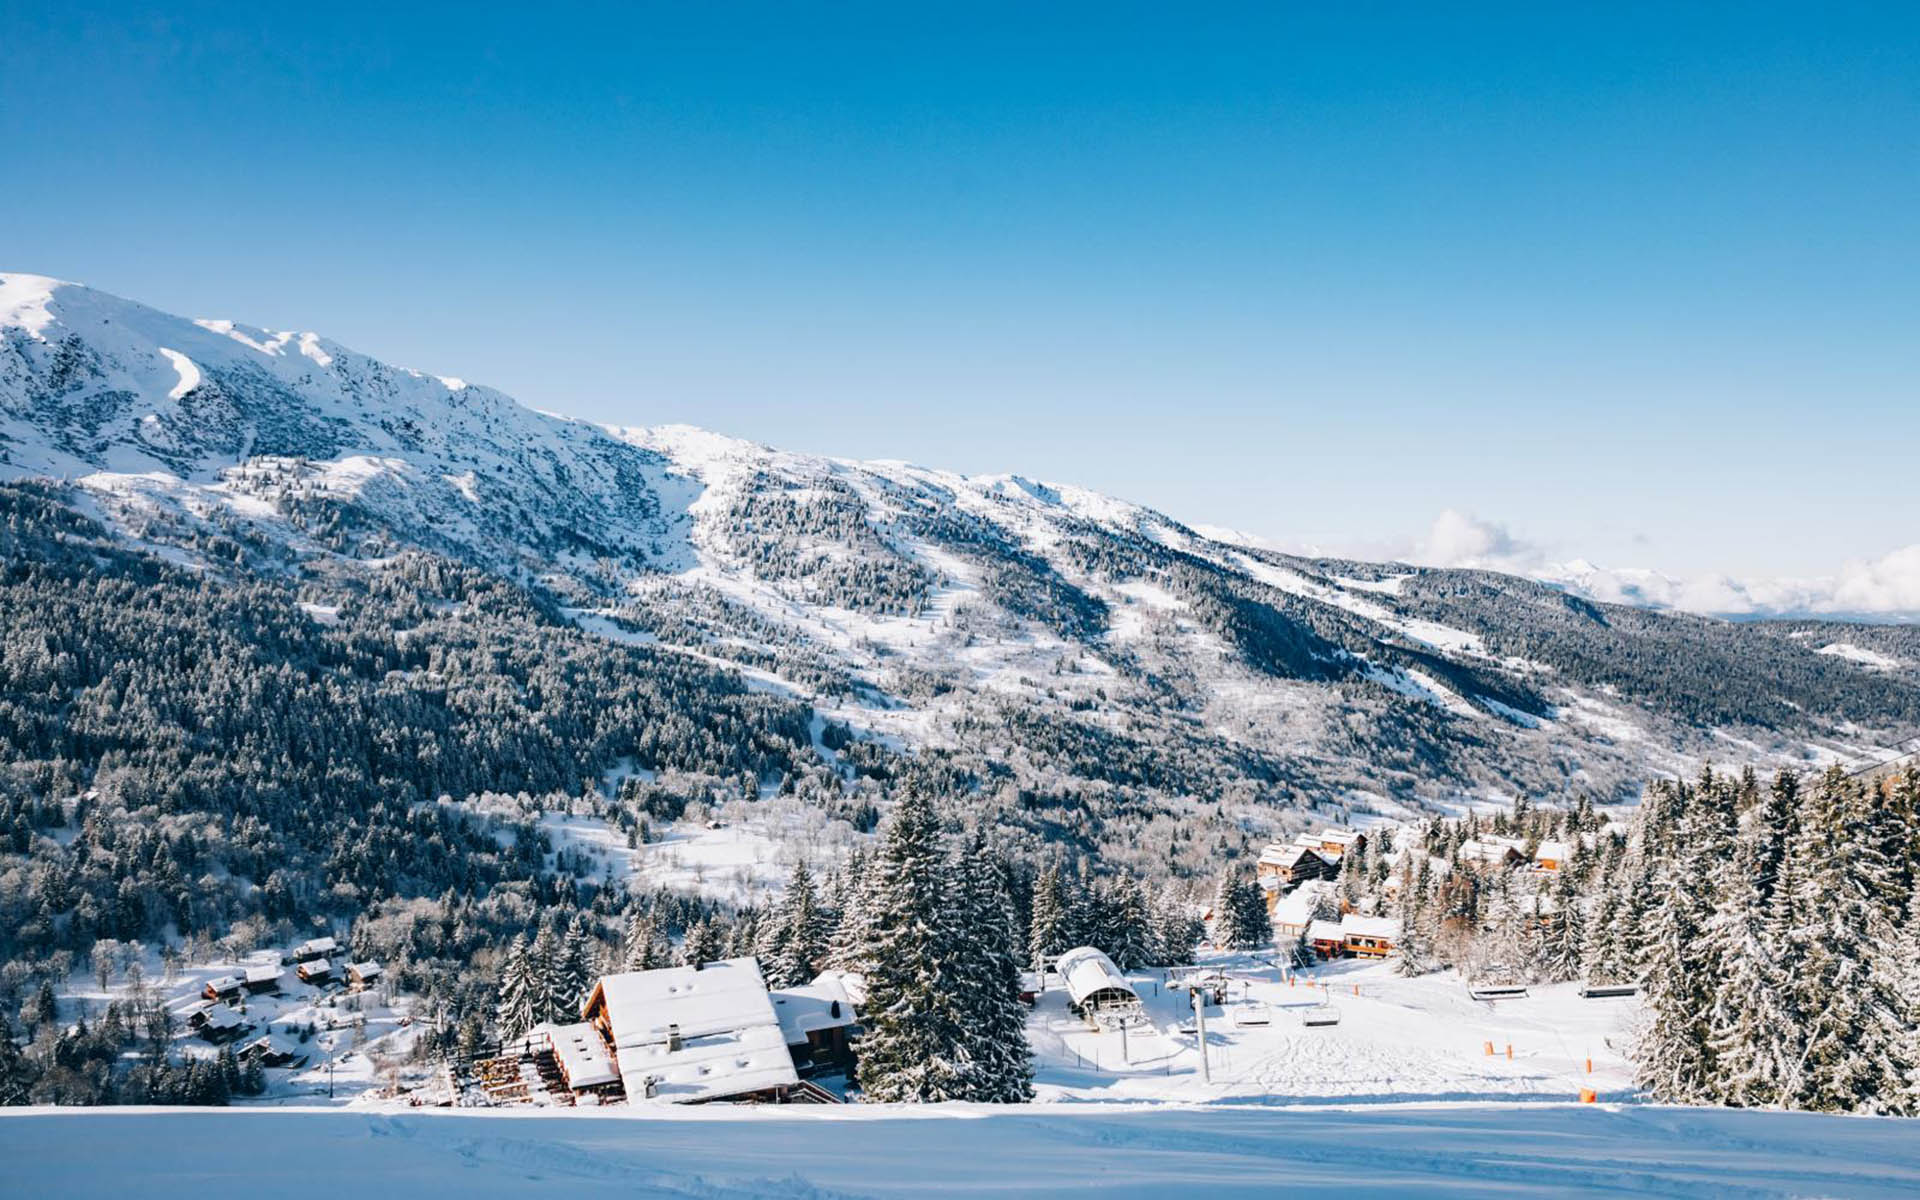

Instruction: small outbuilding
[1054,946,1141,1026]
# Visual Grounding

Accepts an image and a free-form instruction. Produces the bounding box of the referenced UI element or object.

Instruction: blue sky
[4,4,1916,581]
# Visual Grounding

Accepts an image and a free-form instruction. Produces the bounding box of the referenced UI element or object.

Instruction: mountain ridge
[5,271,1919,832]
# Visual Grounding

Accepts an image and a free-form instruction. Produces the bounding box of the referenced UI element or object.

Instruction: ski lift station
[1054,946,1142,1027]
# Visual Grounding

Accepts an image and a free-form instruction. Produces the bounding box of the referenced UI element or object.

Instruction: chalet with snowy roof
[346,961,384,992]
[581,957,802,1104]
[1307,919,1348,959]
[242,964,282,994]
[1340,915,1400,959]
[187,1002,251,1044]
[1532,840,1576,871]
[239,1035,302,1069]
[1256,842,1337,889]
[296,957,334,984]
[203,975,245,1002]
[1311,827,1367,857]
[291,936,337,963]
[1458,839,1527,870]
[770,973,861,1075]
[545,1022,622,1097]
[1270,879,1333,939]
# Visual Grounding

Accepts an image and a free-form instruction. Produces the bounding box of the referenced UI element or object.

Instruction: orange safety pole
[1505,1044,1513,1060]
[1482,1041,1494,1056]
[1585,1058,1592,1075]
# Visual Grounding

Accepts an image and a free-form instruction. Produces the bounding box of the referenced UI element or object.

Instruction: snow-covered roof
[593,958,781,1044]
[199,1004,245,1030]
[1534,840,1576,862]
[1260,843,1327,869]
[243,964,282,985]
[770,978,859,1047]
[1307,919,1346,942]
[1459,839,1524,863]
[811,968,867,1008]
[548,1022,620,1089]
[1055,946,1136,1009]
[1316,827,1364,847]
[590,957,800,1104]
[298,957,333,975]
[1272,880,1331,927]
[205,975,243,993]
[348,961,383,979]
[614,1021,798,1104]
[294,936,337,957]
[1340,916,1400,940]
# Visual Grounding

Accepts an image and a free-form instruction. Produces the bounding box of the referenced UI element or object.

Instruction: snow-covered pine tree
[949,831,1035,1101]
[854,790,974,1103]
[623,908,665,971]
[1633,777,1719,1104]
[826,849,878,972]
[766,861,828,988]
[1395,864,1431,977]
[494,932,539,1041]
[1789,768,1911,1113]
[1151,886,1203,966]
[1212,870,1270,951]
[1026,862,1071,969]
[1707,767,1802,1108]
[1540,866,1584,983]
[528,924,565,1024]
[1105,875,1154,970]
[678,917,722,968]
[553,914,595,1016]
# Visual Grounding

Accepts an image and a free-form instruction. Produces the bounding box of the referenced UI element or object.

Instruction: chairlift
[1468,984,1530,1001]
[1578,982,1639,999]
[1300,1003,1341,1028]
[1230,1003,1271,1027]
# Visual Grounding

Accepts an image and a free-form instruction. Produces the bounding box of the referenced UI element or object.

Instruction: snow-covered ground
[8,1102,1920,1198]
[1032,954,1636,1105]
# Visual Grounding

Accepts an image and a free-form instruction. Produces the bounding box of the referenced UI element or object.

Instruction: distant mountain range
[5,271,1918,829]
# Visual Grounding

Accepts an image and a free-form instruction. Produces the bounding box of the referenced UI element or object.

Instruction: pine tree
[1634,777,1718,1104]
[1542,870,1584,983]
[766,861,827,988]
[529,924,565,1024]
[826,849,879,972]
[1789,769,1910,1113]
[949,832,1035,1101]
[678,917,722,968]
[1150,886,1202,966]
[1105,875,1154,970]
[854,791,973,1103]
[1026,863,1071,969]
[623,907,666,971]
[555,914,595,1018]
[1212,870,1270,951]
[1708,767,1802,1108]
[494,933,539,1041]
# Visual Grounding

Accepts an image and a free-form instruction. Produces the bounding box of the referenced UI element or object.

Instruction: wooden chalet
[346,961,385,992]
[1307,919,1347,960]
[202,975,245,1002]
[1269,879,1332,938]
[296,957,334,985]
[1458,839,1527,870]
[770,974,862,1076]
[545,1022,623,1098]
[1340,915,1399,959]
[187,1002,252,1044]
[1311,827,1367,857]
[239,1035,302,1068]
[581,957,803,1104]
[242,963,283,994]
[1532,840,1576,871]
[291,936,338,963]
[1256,842,1337,888]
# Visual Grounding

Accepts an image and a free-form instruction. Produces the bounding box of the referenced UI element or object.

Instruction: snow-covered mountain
[6,272,1917,820]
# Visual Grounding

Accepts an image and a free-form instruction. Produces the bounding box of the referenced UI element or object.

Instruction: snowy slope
[8,1103,1920,1198]
[3,273,1910,824]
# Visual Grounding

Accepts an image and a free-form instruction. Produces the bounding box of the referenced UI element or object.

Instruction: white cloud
[1387,511,1920,620]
